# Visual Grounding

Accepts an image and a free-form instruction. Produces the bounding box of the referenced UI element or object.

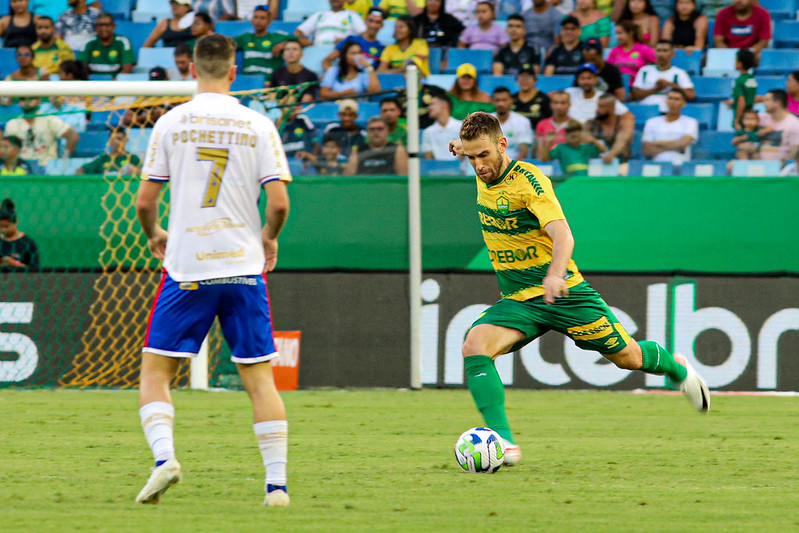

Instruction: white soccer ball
[454,427,506,473]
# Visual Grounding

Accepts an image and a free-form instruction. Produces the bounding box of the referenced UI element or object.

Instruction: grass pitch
[1,388,798,532]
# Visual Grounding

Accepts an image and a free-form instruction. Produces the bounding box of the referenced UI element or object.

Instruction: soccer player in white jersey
[134,34,292,507]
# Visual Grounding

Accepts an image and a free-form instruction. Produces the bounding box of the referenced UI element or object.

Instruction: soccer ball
[454,427,505,473]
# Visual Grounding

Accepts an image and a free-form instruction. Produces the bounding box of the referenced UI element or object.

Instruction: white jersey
[142,92,291,282]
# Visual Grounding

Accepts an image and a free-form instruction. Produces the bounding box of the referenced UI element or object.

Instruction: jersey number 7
[197,147,230,208]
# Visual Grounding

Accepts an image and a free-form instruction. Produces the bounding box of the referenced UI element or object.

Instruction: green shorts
[470,281,633,355]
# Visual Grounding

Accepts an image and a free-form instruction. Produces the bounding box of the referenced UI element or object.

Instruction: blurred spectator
[121,68,172,127]
[580,37,624,101]
[345,116,408,175]
[55,0,99,50]
[32,16,73,74]
[607,20,655,86]
[193,0,236,21]
[322,99,367,156]
[617,0,660,48]
[380,97,407,146]
[39,92,88,134]
[512,67,551,129]
[378,0,424,18]
[78,13,134,77]
[491,87,533,160]
[5,44,49,80]
[699,0,730,19]
[631,40,695,112]
[299,134,348,175]
[448,63,493,120]
[4,97,78,165]
[344,0,372,19]
[545,119,604,176]
[642,88,697,168]
[712,0,771,56]
[143,0,195,48]
[457,1,508,55]
[732,107,764,161]
[281,93,318,159]
[565,63,630,122]
[787,71,799,117]
[584,92,634,163]
[779,153,799,177]
[294,0,366,47]
[324,7,386,70]
[186,12,215,48]
[496,0,523,20]
[543,16,583,76]
[319,41,381,99]
[414,0,464,49]
[535,90,574,159]
[0,136,33,176]
[492,14,539,76]
[57,57,88,79]
[645,0,673,21]
[595,0,621,17]
[726,48,756,129]
[406,82,449,129]
[661,0,708,53]
[77,129,141,175]
[0,0,38,48]
[550,0,575,15]
[758,89,799,164]
[269,40,319,96]
[0,198,39,271]
[378,16,430,77]
[522,0,561,51]
[421,94,463,160]
[234,7,292,77]
[168,44,193,80]
[570,0,611,48]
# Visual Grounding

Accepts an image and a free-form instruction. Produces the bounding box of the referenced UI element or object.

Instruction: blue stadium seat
[758,0,794,20]
[428,47,442,75]
[672,49,702,76]
[0,48,16,77]
[630,134,643,159]
[707,19,714,47]
[74,130,109,158]
[231,74,265,91]
[627,160,674,177]
[131,0,171,22]
[115,72,149,81]
[528,159,562,177]
[756,50,799,76]
[101,0,134,20]
[444,49,493,75]
[683,103,715,130]
[283,0,330,21]
[703,48,737,78]
[270,21,301,35]
[215,21,252,38]
[774,20,799,48]
[426,74,456,91]
[356,102,380,121]
[301,45,331,75]
[716,102,765,132]
[420,159,463,176]
[587,158,619,176]
[377,19,396,46]
[755,77,787,95]
[126,128,153,155]
[681,160,728,176]
[287,157,315,175]
[88,73,114,81]
[137,48,176,72]
[693,131,736,160]
[625,103,660,128]
[731,160,782,177]
[115,21,157,53]
[377,73,406,91]
[46,157,94,175]
[303,103,340,126]
[480,75,519,95]
[536,75,572,94]
[693,77,734,103]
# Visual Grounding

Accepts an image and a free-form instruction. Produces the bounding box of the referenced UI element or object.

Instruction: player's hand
[148,228,168,260]
[543,274,568,304]
[449,139,464,157]
[263,237,278,272]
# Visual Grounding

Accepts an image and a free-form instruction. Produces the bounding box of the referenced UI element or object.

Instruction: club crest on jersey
[496,194,509,215]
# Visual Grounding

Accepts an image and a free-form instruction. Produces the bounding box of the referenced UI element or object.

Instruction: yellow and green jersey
[476,159,583,301]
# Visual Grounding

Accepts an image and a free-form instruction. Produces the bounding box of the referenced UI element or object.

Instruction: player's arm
[543,219,574,304]
[262,180,290,272]
[136,180,168,259]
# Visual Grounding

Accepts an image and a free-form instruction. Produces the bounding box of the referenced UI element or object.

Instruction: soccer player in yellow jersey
[449,112,710,465]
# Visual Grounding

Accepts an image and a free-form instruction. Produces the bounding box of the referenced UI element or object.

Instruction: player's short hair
[193,34,236,80]
[767,89,788,109]
[565,119,582,134]
[174,43,192,57]
[492,86,512,97]
[460,112,503,144]
[3,135,22,149]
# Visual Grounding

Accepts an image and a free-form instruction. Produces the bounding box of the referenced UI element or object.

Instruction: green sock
[638,340,687,383]
[464,355,513,443]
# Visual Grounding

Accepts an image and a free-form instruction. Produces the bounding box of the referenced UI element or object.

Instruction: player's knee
[461,334,487,358]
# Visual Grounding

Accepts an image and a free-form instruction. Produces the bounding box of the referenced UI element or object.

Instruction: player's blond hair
[193,34,236,80]
[459,112,502,145]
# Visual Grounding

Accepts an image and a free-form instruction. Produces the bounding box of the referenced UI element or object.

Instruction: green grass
[1,389,798,532]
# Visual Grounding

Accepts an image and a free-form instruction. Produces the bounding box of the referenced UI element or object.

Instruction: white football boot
[135,458,182,504]
[502,439,522,466]
[675,354,710,413]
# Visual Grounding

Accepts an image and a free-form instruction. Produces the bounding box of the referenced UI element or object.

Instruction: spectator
[787,71,799,117]
[758,89,799,164]
[422,94,463,160]
[269,40,319,95]
[584,92,634,163]
[550,0,575,15]
[617,0,660,48]
[77,129,141,175]
[732,107,764,161]
[320,41,381,99]
[448,63,493,120]
[580,37,624,101]
[57,57,88,79]
[378,0,424,18]
[324,7,386,70]
[642,87,697,168]
[344,0,372,19]
[32,16,73,74]
[280,93,318,159]
[192,0,236,21]
[0,136,33,176]
[631,40,695,112]
[55,0,99,50]
[234,6,292,78]
[0,198,39,271]
[142,0,195,48]
[409,82,450,129]
[167,44,193,80]
[77,13,134,77]
[597,0,621,17]
[543,16,583,76]
[535,90,574,160]
[346,116,408,175]
[565,63,631,123]
[546,119,604,176]
[294,0,366,47]
[378,16,430,77]
[569,0,611,48]
[513,67,551,129]
[491,87,533,160]
[607,20,655,86]
[4,97,79,166]
[379,97,407,146]
[713,0,771,56]
[298,134,349,175]
[457,1,508,55]
[186,12,215,48]
[492,14,539,76]
[521,0,561,51]
[726,48,756,130]
[0,0,39,48]
[645,0,673,21]
[661,0,708,53]
[120,68,174,127]
[322,99,367,157]
[414,0,464,49]
[39,82,88,134]
[5,44,49,80]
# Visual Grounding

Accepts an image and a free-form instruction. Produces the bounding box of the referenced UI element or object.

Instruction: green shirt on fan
[78,35,136,76]
[549,142,600,178]
[80,152,141,175]
[234,32,293,77]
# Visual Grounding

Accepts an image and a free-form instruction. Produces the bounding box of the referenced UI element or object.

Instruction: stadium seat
[692,77,734,103]
[528,159,562,177]
[0,48,16,77]
[137,48,176,72]
[302,103,339,126]
[420,159,463,176]
[231,74,265,91]
[756,50,799,76]
[270,21,301,35]
[101,0,133,20]
[283,0,330,21]
[672,49,702,76]
[774,20,799,48]
[587,158,619,176]
[536,75,572,93]
[377,19,396,46]
[74,130,109,158]
[46,157,93,175]
[716,102,765,132]
[730,160,782,177]
[630,134,643,159]
[758,0,794,20]
[127,128,153,155]
[480,75,519,95]
[88,73,114,81]
[681,160,728,177]
[627,159,674,177]
[356,102,380,121]
[115,21,157,53]
[377,73,406,91]
[706,19,714,47]
[428,47,442,75]
[625,103,660,128]
[683,103,715,130]
[703,48,737,78]
[131,0,171,22]
[215,21,251,38]
[115,72,149,81]
[426,74,456,91]
[755,76,787,94]
[287,157,314,175]
[301,45,331,75]
[444,49,493,75]
[693,131,736,160]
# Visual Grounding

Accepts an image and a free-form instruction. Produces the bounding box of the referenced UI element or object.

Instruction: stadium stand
[115,21,157,52]
[693,77,734,103]
[529,159,562,178]
[444,49,493,75]
[0,48,17,77]
[758,0,795,20]
[420,159,463,176]
[693,131,736,161]
[101,0,135,20]
[377,19,396,46]
[625,104,660,128]
[131,0,171,22]
[377,73,406,91]
[672,49,702,76]
[703,48,738,78]
[287,157,313,175]
[75,130,110,158]
[731,160,782,177]
[282,0,330,22]
[480,75,519,95]
[270,21,301,34]
[681,160,729,177]
[536,75,572,94]
[136,48,176,72]
[773,20,799,48]
[301,46,331,75]
[215,21,252,38]
[756,50,799,76]
[231,74,266,91]
[627,160,674,177]
[683,103,716,130]
[588,158,619,177]
[428,47,442,74]
[426,74,457,91]
[46,157,94,175]
[115,73,149,81]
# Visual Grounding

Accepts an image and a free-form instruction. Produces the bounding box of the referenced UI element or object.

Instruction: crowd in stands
[0,0,799,178]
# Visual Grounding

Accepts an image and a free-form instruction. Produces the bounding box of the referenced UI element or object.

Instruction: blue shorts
[143,271,278,364]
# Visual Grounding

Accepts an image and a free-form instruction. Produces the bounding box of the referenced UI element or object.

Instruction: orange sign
[273,331,301,391]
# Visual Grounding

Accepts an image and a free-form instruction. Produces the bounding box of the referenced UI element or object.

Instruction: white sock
[140,401,176,464]
[253,420,288,488]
